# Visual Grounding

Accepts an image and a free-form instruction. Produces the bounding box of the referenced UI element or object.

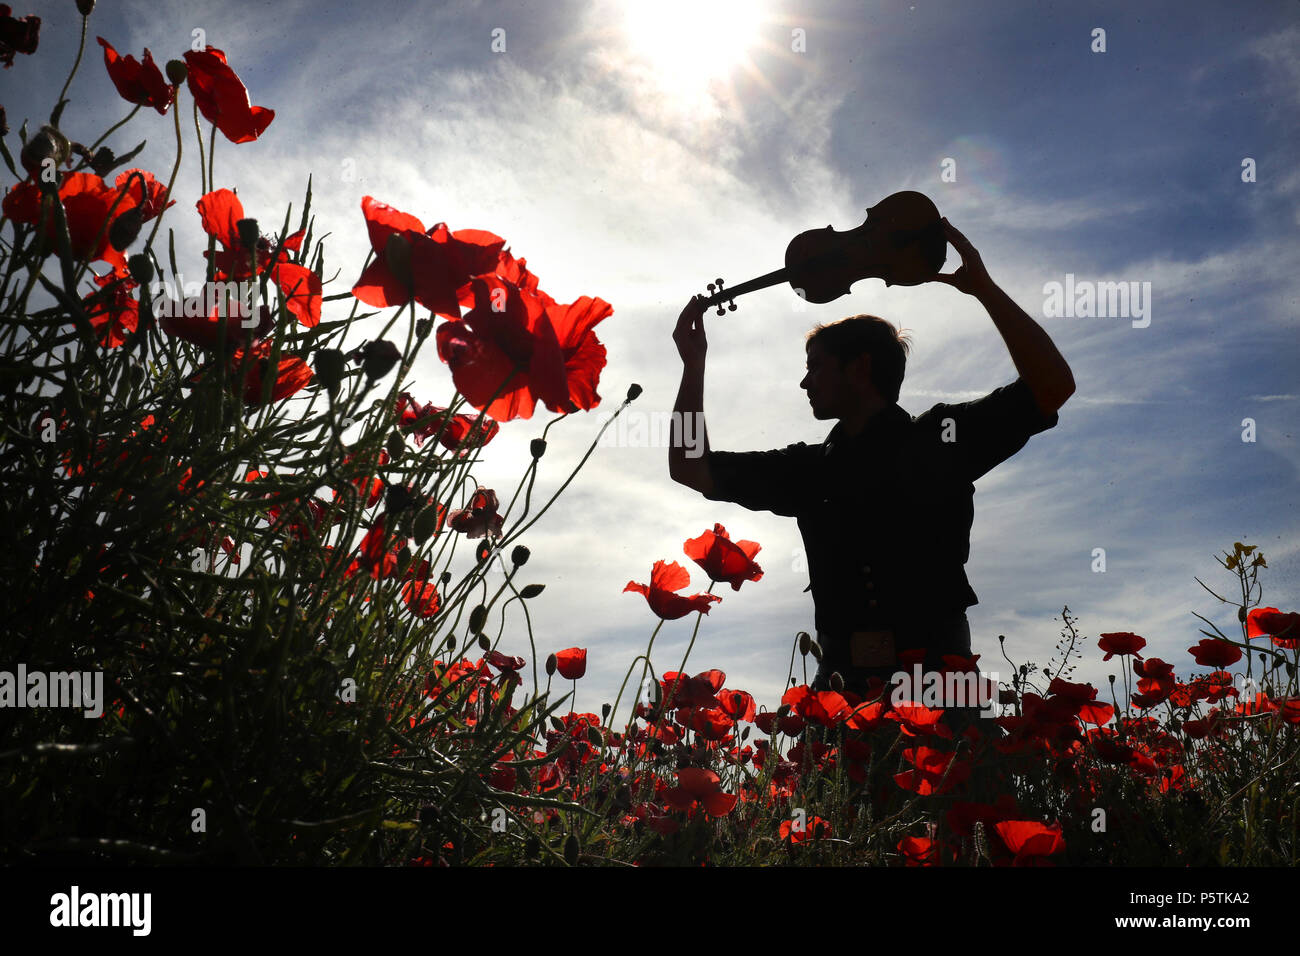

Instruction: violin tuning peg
[715,305,725,317]
[715,278,724,287]
[728,302,737,312]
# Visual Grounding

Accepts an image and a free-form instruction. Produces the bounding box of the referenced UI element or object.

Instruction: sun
[622,0,764,94]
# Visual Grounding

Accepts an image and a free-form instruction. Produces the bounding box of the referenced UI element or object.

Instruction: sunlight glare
[623,0,762,93]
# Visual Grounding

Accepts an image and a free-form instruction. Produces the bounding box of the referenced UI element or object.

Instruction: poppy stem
[54,14,89,118]
[610,622,663,734]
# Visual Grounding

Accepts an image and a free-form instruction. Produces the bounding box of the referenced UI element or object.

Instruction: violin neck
[700,266,789,310]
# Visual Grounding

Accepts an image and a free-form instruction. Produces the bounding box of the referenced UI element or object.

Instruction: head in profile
[800,314,911,420]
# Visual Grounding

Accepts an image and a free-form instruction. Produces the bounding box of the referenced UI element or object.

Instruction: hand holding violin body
[925,218,996,298]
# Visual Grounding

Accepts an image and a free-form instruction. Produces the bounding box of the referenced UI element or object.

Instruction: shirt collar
[823,403,911,454]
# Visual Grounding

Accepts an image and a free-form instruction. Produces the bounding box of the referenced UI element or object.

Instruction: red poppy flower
[894,746,971,795]
[195,189,319,326]
[683,523,763,591]
[0,6,40,69]
[716,688,756,722]
[1098,631,1146,660]
[436,276,569,421]
[402,565,442,618]
[1248,607,1300,649]
[1188,638,1243,669]
[779,816,831,844]
[447,486,503,539]
[352,197,503,315]
[394,391,498,454]
[662,767,737,817]
[84,272,138,348]
[539,294,612,414]
[624,560,722,620]
[2,172,132,271]
[230,340,313,404]
[782,685,851,727]
[554,647,586,680]
[993,821,1065,866]
[183,46,274,144]
[898,834,941,866]
[97,38,175,114]
[486,651,525,673]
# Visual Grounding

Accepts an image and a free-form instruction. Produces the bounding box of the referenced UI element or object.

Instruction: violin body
[699,190,947,313]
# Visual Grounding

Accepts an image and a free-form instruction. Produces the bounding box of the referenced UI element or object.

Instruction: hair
[805,314,912,402]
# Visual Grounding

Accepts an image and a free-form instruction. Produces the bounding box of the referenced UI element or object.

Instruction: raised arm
[669,295,715,495]
[928,218,1076,417]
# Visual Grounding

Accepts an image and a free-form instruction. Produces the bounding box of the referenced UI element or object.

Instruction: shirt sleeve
[702,442,815,517]
[934,379,1060,483]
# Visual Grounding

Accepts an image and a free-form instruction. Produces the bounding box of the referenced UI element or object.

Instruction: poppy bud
[363,340,402,380]
[127,253,153,285]
[89,146,115,176]
[829,671,844,693]
[440,571,452,585]
[385,430,405,461]
[530,438,546,459]
[444,633,456,650]
[564,832,580,865]
[477,634,490,652]
[601,702,611,721]
[1237,606,1247,623]
[808,638,823,662]
[236,217,260,251]
[510,545,529,566]
[1108,674,1116,683]
[314,348,344,397]
[385,233,413,288]
[546,653,557,677]
[108,207,143,251]
[165,59,187,84]
[415,317,432,340]
[586,726,602,747]
[22,126,71,183]
[626,383,642,401]
[469,604,488,634]
[797,632,811,657]
[76,0,96,14]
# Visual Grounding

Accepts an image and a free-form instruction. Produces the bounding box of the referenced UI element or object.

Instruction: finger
[942,217,972,249]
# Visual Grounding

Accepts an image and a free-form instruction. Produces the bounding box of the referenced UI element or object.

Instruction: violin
[698,190,947,315]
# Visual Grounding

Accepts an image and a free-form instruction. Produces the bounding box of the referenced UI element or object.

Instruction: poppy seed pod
[76,0,96,14]
[363,340,402,380]
[21,126,71,183]
[626,383,642,401]
[829,671,844,693]
[510,545,530,566]
[231,218,259,252]
[415,317,432,340]
[530,438,546,459]
[798,631,811,657]
[545,653,557,677]
[165,59,187,84]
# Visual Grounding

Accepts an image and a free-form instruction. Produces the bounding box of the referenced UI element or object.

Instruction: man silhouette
[668,218,1074,701]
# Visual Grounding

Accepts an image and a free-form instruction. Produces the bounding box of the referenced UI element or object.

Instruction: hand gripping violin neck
[699,190,947,315]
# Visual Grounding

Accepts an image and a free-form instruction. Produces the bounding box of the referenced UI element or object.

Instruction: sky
[5,0,1298,722]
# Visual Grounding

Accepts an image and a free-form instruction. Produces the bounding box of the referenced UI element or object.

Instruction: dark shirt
[703,378,1059,640]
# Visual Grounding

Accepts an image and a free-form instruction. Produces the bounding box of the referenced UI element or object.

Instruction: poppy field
[2,7,1298,869]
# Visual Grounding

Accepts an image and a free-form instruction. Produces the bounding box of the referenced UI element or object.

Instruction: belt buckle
[849,629,896,668]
